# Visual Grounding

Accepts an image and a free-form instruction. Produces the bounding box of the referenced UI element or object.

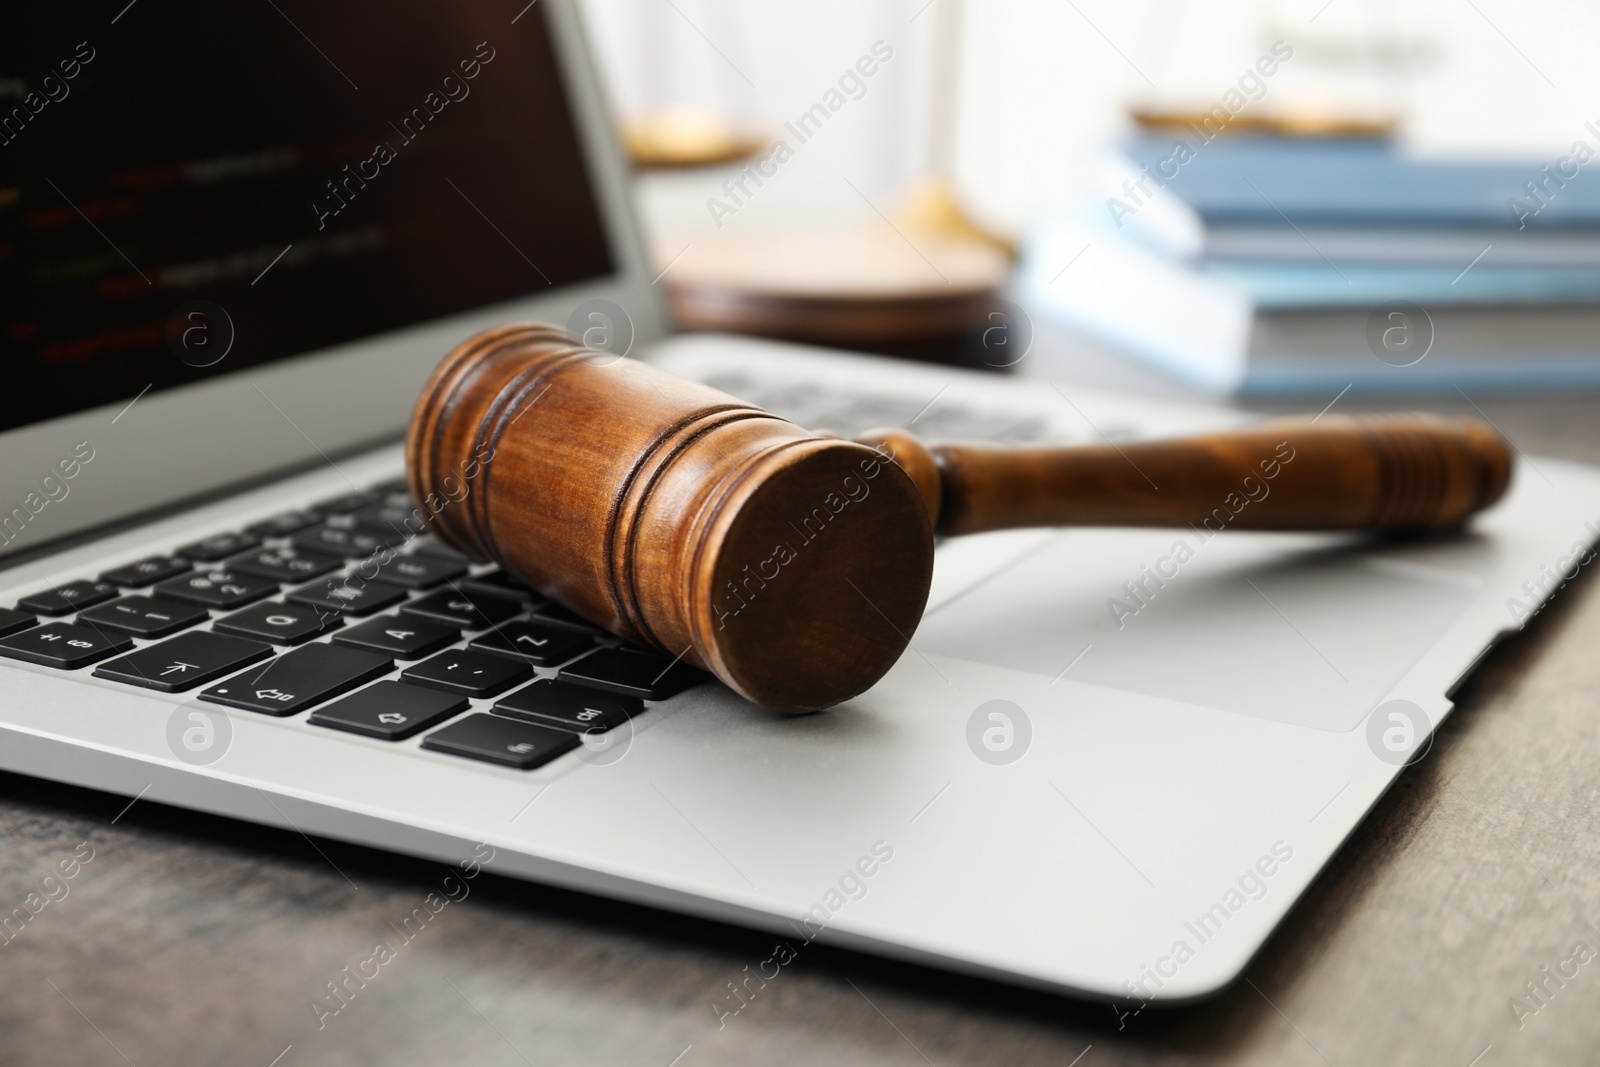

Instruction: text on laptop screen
[0,1,615,433]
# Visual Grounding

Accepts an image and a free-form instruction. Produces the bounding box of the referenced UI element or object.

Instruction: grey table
[3,394,1597,1067]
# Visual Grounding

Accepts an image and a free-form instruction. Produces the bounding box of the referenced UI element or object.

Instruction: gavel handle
[861,414,1514,538]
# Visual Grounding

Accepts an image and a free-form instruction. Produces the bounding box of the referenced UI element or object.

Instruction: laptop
[5,0,1599,1005]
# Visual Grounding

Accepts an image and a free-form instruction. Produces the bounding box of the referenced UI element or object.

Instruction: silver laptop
[5,0,1598,1005]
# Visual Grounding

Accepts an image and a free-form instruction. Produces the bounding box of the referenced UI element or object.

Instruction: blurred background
[577,0,1600,400]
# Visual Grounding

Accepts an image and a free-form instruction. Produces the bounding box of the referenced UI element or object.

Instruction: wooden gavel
[407,323,1512,713]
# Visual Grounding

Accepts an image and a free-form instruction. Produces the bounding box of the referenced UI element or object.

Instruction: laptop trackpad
[916,528,1488,732]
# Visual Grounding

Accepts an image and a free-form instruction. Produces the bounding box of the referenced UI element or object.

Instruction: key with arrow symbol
[307,681,468,740]
[92,630,271,693]
[200,643,392,715]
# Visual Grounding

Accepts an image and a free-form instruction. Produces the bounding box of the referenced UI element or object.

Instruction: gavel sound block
[408,323,1513,713]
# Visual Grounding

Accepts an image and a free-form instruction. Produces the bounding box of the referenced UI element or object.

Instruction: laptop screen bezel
[0,0,671,563]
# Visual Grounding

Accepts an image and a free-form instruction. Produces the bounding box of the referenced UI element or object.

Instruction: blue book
[1121,134,1600,230]
[1022,158,1600,394]
[1204,261,1600,309]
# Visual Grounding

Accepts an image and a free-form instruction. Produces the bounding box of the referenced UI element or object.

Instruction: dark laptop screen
[0,1,615,433]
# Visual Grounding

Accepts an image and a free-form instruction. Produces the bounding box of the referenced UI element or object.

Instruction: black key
[246,510,320,538]
[470,621,593,667]
[227,546,344,583]
[93,630,271,693]
[77,596,210,639]
[0,608,36,637]
[100,556,191,588]
[199,643,393,716]
[292,523,406,559]
[287,577,407,616]
[401,588,520,629]
[213,601,343,645]
[413,541,475,564]
[402,648,531,698]
[373,555,465,590]
[494,676,640,733]
[333,615,460,659]
[154,569,277,609]
[462,569,544,603]
[559,647,707,701]
[310,491,377,516]
[527,601,605,634]
[318,512,362,530]
[376,489,418,509]
[308,680,468,740]
[349,501,427,536]
[368,477,412,496]
[175,531,260,562]
[0,622,133,669]
[422,713,579,769]
[17,580,118,616]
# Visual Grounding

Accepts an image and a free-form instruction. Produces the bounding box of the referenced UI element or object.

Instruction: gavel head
[407,323,935,713]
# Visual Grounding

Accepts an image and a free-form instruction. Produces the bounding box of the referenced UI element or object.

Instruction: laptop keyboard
[699,372,1063,442]
[0,479,705,771]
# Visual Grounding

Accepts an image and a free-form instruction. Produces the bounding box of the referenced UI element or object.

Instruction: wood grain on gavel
[408,323,1513,713]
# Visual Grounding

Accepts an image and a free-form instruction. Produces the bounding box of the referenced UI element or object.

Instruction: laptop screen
[1,2,615,434]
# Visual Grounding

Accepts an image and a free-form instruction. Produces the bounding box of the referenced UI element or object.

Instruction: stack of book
[1023,134,1600,395]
